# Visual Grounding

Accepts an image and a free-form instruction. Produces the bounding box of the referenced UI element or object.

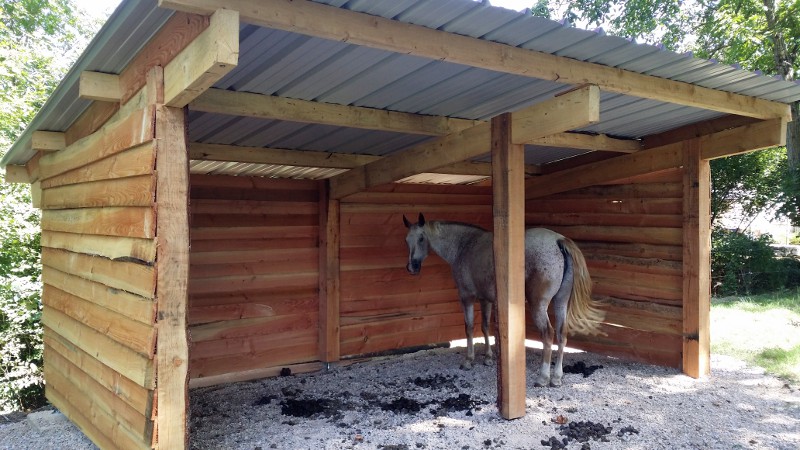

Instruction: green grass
[711,289,800,385]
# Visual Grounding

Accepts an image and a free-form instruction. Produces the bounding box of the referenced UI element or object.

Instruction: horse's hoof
[534,376,550,387]
[483,357,494,366]
[460,361,473,370]
[549,378,563,388]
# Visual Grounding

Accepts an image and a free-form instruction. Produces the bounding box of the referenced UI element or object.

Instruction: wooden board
[43,284,156,357]
[41,175,155,209]
[42,308,154,388]
[682,140,711,377]
[41,206,156,239]
[39,108,154,181]
[44,329,153,414]
[154,103,190,450]
[41,230,156,263]
[491,113,527,419]
[42,247,156,299]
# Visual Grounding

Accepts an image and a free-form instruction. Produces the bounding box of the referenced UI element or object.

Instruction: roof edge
[1,0,156,168]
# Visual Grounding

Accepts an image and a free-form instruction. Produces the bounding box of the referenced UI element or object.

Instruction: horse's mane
[433,221,488,233]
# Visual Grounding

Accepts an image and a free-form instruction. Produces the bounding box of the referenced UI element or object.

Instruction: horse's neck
[427,222,486,265]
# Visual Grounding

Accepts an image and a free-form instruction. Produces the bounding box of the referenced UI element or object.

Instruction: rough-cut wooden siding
[338,183,493,357]
[188,175,320,381]
[39,104,157,450]
[526,168,684,367]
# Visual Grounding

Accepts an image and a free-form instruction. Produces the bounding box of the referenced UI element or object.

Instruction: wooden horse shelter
[2,0,799,448]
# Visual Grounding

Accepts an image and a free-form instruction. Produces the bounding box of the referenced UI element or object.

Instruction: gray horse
[403,213,604,387]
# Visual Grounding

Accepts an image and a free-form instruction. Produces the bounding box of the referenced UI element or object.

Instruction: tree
[0,0,98,411]
[533,0,800,226]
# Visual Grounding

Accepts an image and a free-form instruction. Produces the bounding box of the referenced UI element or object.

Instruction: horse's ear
[403,215,412,228]
[418,213,425,226]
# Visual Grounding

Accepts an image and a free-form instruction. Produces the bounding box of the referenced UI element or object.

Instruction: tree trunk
[788,101,800,171]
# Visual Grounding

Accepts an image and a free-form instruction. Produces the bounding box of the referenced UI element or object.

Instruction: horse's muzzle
[407,261,421,275]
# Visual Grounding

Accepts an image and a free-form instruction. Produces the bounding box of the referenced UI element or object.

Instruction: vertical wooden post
[153,66,190,449]
[682,138,711,378]
[491,112,527,419]
[319,180,341,363]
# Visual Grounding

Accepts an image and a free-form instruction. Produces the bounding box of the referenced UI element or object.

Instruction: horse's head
[403,213,429,275]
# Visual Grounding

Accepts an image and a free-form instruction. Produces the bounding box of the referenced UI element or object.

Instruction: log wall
[39,96,157,450]
[338,184,493,357]
[187,175,321,383]
[186,173,687,369]
[526,168,684,367]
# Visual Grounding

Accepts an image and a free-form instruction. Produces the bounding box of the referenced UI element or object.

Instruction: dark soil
[540,420,640,449]
[268,372,491,424]
[562,361,603,378]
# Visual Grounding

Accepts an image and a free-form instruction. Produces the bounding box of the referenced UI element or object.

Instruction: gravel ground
[2,343,799,450]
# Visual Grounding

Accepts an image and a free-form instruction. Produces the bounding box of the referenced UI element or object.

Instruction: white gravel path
[2,344,799,450]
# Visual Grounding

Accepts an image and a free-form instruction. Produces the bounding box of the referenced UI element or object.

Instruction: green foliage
[540,0,701,50]
[710,147,786,227]
[711,227,800,295]
[0,183,43,411]
[0,0,101,411]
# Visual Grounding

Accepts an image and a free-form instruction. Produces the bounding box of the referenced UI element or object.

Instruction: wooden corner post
[152,66,191,449]
[319,180,341,363]
[682,138,711,378]
[491,112,527,419]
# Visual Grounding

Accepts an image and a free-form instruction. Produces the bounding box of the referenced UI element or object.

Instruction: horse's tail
[559,237,606,336]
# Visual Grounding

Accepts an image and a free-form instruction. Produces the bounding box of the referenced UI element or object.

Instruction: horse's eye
[418,236,424,243]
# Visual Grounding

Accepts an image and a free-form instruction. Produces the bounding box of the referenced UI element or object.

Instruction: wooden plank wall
[185,169,686,381]
[188,175,321,382]
[338,184,493,357]
[525,168,684,367]
[39,102,157,450]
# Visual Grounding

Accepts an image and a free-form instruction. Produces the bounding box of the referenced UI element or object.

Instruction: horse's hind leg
[479,300,494,365]
[461,301,476,370]
[550,239,575,387]
[531,298,554,387]
[550,280,571,387]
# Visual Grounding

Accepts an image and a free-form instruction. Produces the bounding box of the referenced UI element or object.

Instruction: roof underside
[4,0,800,183]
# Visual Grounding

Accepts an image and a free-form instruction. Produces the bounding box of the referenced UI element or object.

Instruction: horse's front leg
[461,301,476,370]
[479,300,494,365]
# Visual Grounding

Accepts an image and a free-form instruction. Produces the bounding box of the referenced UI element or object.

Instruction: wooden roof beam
[3,165,30,183]
[32,131,66,152]
[526,118,787,198]
[328,85,599,199]
[164,8,239,107]
[532,132,641,153]
[79,71,121,102]
[190,88,481,136]
[160,0,791,121]
[188,142,542,176]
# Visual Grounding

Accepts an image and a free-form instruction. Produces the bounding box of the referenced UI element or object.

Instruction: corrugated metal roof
[3,0,800,184]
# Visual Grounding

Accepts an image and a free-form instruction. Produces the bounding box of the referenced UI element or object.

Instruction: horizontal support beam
[526,143,684,199]
[699,118,786,160]
[32,131,66,152]
[160,0,791,121]
[79,71,121,102]
[512,85,600,144]
[189,142,378,168]
[188,142,540,176]
[526,118,786,198]
[329,85,598,198]
[531,132,641,153]
[164,8,239,107]
[191,88,480,136]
